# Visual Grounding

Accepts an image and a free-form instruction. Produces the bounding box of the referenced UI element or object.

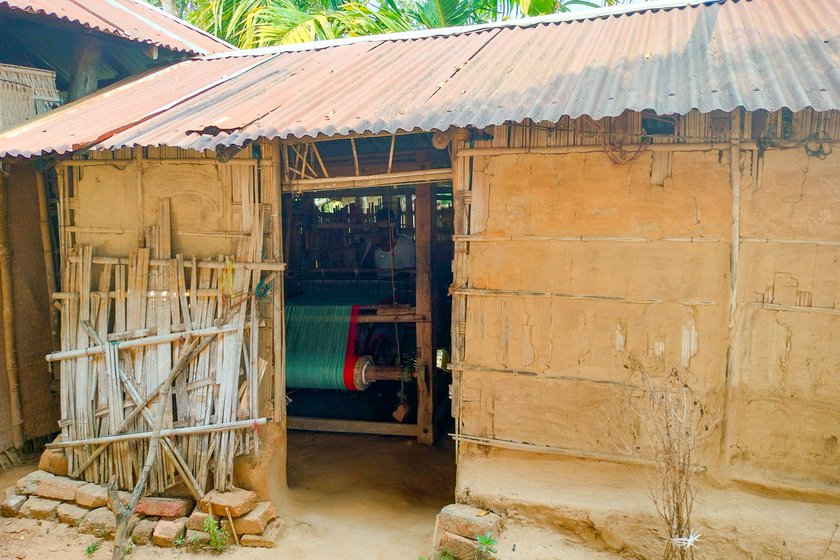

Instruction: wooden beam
[289,169,451,192]
[456,141,759,158]
[36,170,60,351]
[350,138,360,176]
[64,255,285,271]
[69,35,102,101]
[287,417,419,437]
[414,183,434,445]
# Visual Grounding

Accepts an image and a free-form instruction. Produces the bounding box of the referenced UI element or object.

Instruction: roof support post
[69,35,103,101]
[271,139,286,424]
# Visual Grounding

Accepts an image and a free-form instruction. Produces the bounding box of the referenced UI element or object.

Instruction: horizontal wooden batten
[289,168,452,191]
[455,141,759,157]
[64,158,271,167]
[46,322,243,362]
[453,433,654,467]
[452,286,718,306]
[449,362,633,386]
[455,235,722,243]
[65,255,286,271]
[287,417,419,437]
[48,418,271,448]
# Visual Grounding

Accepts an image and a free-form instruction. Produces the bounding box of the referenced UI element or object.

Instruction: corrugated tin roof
[2,0,838,158]
[0,0,233,55]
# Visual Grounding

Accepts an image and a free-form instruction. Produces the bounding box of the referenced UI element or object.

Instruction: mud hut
[0,0,232,460]
[0,0,838,557]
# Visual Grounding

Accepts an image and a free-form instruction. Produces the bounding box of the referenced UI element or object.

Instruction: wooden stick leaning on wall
[0,169,23,449]
[79,320,203,501]
[35,169,60,351]
[68,305,244,478]
[108,336,188,560]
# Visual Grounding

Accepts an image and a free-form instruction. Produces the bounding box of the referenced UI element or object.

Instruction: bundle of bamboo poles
[47,199,273,496]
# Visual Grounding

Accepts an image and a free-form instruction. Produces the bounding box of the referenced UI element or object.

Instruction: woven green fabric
[286,304,353,390]
[285,292,390,390]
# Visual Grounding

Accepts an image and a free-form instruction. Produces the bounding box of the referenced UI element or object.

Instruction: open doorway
[278,134,457,548]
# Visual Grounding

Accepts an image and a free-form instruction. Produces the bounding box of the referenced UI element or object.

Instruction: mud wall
[53,147,287,498]
[450,111,840,556]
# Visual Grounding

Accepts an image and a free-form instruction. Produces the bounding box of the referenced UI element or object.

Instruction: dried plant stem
[603,357,721,560]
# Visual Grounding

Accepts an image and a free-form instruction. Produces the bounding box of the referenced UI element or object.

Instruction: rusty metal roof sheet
[0,0,233,54]
[2,0,838,158]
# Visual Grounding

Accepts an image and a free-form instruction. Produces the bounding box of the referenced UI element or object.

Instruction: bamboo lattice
[54,199,269,495]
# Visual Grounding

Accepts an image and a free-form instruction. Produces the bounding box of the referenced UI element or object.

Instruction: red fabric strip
[342,305,360,390]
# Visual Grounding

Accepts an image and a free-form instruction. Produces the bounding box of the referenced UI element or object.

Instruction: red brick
[15,471,54,495]
[185,508,218,531]
[1,494,26,517]
[19,496,60,521]
[152,517,187,547]
[35,476,86,501]
[437,503,502,540]
[131,517,159,545]
[136,496,193,518]
[78,507,116,539]
[436,531,479,560]
[57,502,90,527]
[240,518,285,548]
[199,489,257,517]
[75,483,108,508]
[221,501,277,535]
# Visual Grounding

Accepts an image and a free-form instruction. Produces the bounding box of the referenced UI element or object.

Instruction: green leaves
[183,0,620,48]
[476,531,498,556]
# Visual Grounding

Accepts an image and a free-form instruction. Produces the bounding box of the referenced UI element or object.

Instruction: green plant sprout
[203,515,231,553]
[476,532,497,559]
[85,540,101,557]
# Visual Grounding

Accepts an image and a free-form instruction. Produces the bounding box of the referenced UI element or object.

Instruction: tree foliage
[156,0,621,48]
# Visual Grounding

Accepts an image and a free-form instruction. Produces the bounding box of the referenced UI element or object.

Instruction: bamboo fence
[48,198,273,496]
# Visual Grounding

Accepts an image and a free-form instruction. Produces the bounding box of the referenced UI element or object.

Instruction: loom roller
[285,300,414,392]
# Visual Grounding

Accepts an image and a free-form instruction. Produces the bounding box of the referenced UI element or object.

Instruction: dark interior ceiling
[0,9,185,98]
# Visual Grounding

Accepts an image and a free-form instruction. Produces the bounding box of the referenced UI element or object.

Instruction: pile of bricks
[1,470,283,549]
[433,503,502,560]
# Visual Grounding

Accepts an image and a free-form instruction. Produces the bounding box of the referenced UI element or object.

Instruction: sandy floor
[0,431,455,560]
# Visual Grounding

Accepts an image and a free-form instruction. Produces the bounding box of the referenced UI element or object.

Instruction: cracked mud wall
[727,148,840,493]
[457,148,731,462]
[453,125,840,556]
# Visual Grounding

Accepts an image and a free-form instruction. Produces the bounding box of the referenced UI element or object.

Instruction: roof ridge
[122,0,235,51]
[203,0,724,59]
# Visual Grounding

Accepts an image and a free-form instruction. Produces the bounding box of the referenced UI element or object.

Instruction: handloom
[285,292,399,391]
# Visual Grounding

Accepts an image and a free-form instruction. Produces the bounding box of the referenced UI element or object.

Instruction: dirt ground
[0,431,455,560]
[0,432,620,560]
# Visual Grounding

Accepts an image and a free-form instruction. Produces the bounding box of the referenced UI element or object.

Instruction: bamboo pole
[46,322,242,362]
[0,169,23,448]
[64,255,285,271]
[289,168,451,192]
[455,141,759,157]
[35,170,60,351]
[272,139,286,423]
[49,417,270,448]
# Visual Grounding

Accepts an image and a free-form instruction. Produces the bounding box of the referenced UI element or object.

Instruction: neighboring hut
[0,0,232,460]
[0,0,838,557]
[0,0,232,102]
